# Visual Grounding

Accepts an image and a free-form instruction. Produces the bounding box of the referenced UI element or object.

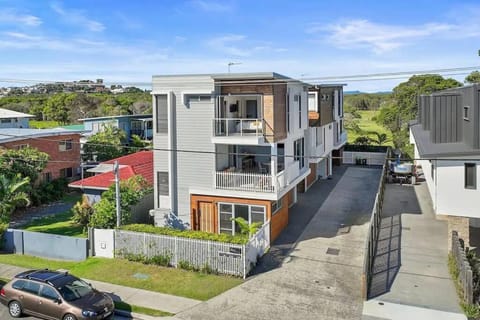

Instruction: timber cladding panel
[272,84,287,141]
[219,82,287,143]
[270,194,289,241]
[190,194,289,241]
[307,163,317,188]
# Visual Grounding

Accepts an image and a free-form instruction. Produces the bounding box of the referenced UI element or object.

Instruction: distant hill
[345,90,392,95]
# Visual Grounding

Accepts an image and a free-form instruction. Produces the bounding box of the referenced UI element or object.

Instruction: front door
[198,201,215,233]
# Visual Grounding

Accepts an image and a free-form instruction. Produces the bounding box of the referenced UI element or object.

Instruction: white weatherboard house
[0,107,34,129]
[410,84,480,246]
[150,73,346,241]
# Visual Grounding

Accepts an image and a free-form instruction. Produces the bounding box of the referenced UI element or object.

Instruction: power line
[0,65,479,87]
[0,132,479,163]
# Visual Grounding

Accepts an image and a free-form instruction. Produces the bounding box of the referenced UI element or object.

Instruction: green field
[346,110,394,147]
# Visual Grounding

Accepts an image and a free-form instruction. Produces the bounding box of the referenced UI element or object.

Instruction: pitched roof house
[68,150,153,204]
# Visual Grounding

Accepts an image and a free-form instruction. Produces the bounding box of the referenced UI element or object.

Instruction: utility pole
[228,62,242,73]
[114,161,121,228]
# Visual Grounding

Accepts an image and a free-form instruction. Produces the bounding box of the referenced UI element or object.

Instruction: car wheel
[63,313,77,320]
[8,300,22,318]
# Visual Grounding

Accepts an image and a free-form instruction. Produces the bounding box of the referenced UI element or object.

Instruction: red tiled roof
[69,151,153,190]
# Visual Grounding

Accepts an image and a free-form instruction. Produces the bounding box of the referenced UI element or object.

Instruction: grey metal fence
[362,154,388,300]
[114,222,270,278]
[452,230,473,304]
[3,229,88,261]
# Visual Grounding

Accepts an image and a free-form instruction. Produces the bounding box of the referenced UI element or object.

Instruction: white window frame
[217,203,266,235]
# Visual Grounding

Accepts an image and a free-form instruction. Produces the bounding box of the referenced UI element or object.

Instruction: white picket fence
[92,222,270,278]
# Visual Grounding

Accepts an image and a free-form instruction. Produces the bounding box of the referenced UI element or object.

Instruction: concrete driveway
[175,166,382,320]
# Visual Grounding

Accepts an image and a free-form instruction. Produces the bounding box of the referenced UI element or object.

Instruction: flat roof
[410,123,480,157]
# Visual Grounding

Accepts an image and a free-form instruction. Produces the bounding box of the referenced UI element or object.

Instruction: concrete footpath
[0,263,199,319]
[363,182,465,320]
[175,166,382,320]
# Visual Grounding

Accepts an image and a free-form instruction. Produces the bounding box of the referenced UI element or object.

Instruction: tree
[233,217,262,237]
[43,93,74,124]
[89,175,152,229]
[465,71,480,84]
[393,74,462,122]
[0,147,49,183]
[354,136,371,145]
[83,124,127,161]
[0,174,30,223]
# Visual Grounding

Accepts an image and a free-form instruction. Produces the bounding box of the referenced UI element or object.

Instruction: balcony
[214,161,302,194]
[335,131,347,147]
[213,118,264,137]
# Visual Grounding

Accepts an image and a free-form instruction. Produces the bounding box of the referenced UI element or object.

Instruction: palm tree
[369,132,390,146]
[0,174,30,223]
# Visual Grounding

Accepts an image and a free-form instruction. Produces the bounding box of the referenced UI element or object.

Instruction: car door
[38,285,63,320]
[18,281,41,315]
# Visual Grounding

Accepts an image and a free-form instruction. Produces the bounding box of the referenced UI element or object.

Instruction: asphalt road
[0,304,131,319]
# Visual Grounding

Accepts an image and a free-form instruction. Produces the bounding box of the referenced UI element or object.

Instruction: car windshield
[57,279,93,301]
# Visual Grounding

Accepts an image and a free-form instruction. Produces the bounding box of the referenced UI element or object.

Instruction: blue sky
[1,0,480,91]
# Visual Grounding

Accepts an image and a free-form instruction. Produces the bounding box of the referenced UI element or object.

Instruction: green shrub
[72,196,94,227]
[120,224,248,244]
[178,260,198,271]
[0,223,7,250]
[119,251,172,267]
[200,263,217,275]
[30,178,68,205]
[147,253,172,267]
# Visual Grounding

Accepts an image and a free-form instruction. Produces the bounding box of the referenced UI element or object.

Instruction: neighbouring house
[150,72,346,241]
[80,114,153,141]
[0,128,83,182]
[0,107,35,129]
[410,84,480,247]
[305,84,347,188]
[68,151,154,223]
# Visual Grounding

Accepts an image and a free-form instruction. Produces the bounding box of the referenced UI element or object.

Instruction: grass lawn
[22,210,86,238]
[347,110,394,146]
[29,120,60,129]
[0,255,243,301]
[114,301,173,317]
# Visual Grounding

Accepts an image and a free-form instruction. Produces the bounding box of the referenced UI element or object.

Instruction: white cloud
[190,0,232,12]
[311,19,457,54]
[50,2,104,32]
[0,9,42,26]
[207,35,279,57]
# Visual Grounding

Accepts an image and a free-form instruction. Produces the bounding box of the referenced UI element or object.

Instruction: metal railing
[213,118,264,137]
[215,171,274,193]
[362,150,389,300]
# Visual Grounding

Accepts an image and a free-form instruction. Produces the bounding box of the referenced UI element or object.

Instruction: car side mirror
[54,298,62,304]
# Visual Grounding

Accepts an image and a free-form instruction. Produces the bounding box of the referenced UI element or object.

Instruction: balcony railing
[213,118,264,137]
[335,131,347,146]
[215,171,274,193]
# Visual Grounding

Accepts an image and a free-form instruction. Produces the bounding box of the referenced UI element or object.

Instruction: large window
[157,172,169,196]
[218,203,265,235]
[465,163,477,189]
[156,94,168,134]
[59,139,73,151]
[294,138,305,170]
[286,93,290,133]
[60,167,73,178]
[298,95,302,129]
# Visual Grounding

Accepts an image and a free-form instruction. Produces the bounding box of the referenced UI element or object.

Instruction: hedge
[344,144,389,153]
[120,224,249,245]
